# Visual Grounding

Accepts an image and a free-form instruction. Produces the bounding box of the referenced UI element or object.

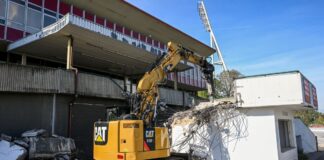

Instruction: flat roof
[236,71,301,79]
[62,0,216,57]
[7,14,190,76]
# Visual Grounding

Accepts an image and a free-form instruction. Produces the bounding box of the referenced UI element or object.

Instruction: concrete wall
[0,92,125,159]
[0,64,192,106]
[294,118,317,153]
[0,93,54,136]
[171,107,299,160]
[228,108,280,160]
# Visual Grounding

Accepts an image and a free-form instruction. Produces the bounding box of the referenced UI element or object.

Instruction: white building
[171,71,318,160]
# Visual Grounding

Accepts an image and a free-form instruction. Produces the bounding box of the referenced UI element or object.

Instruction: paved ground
[307,151,324,160]
[311,128,324,151]
[308,128,324,160]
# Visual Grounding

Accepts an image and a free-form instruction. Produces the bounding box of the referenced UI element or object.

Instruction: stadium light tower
[198,0,228,74]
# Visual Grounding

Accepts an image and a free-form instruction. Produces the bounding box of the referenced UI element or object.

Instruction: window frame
[43,13,57,28]
[0,0,6,19]
[7,0,26,30]
[26,6,42,33]
[278,119,294,152]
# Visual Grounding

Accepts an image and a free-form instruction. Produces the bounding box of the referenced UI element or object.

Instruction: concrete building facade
[0,0,215,159]
[171,71,318,160]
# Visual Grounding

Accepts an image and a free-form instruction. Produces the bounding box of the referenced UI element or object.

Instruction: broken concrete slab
[21,129,48,138]
[28,137,76,159]
[0,140,27,160]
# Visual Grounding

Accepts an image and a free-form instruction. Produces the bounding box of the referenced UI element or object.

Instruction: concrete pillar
[21,54,27,65]
[174,71,178,90]
[51,94,56,135]
[124,77,131,93]
[6,53,9,63]
[66,36,74,70]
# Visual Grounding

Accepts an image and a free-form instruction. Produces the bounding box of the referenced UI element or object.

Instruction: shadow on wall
[171,107,248,160]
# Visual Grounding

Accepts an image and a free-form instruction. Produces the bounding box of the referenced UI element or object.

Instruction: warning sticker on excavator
[94,122,108,145]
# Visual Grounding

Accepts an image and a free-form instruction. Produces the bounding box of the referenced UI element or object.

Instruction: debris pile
[0,129,76,160]
[169,99,248,160]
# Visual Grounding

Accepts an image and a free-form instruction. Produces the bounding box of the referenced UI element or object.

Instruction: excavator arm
[133,42,215,126]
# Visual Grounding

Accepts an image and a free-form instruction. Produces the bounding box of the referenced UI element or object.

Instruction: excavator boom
[134,42,215,126]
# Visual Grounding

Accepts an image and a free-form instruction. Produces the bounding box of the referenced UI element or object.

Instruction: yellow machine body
[93,42,215,160]
[93,120,170,160]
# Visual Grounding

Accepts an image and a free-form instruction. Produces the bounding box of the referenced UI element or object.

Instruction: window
[0,0,6,18]
[8,1,25,30]
[27,8,41,33]
[43,15,56,27]
[278,120,293,152]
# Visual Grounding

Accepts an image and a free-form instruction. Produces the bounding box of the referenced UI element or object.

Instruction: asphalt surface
[309,128,324,160]
[311,129,324,151]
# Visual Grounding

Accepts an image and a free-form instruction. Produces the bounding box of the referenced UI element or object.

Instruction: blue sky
[127,0,324,111]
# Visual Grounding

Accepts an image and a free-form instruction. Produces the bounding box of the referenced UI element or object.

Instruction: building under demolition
[0,0,215,158]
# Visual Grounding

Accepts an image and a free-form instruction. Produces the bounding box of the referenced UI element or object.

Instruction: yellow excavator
[93,42,215,160]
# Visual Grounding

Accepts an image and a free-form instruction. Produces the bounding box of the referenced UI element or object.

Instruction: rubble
[22,129,48,138]
[0,129,76,160]
[169,98,248,160]
[0,140,27,160]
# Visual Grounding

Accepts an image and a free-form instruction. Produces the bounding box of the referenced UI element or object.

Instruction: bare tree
[216,70,243,97]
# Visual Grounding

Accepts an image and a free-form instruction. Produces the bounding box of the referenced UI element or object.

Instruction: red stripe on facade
[96,17,105,26]
[59,2,70,15]
[7,27,24,41]
[153,40,159,47]
[124,28,131,36]
[72,6,83,17]
[147,37,152,45]
[29,0,42,6]
[132,31,139,39]
[106,20,114,29]
[140,34,146,42]
[85,12,94,22]
[44,0,58,12]
[159,42,165,49]
[115,24,123,33]
[0,25,4,40]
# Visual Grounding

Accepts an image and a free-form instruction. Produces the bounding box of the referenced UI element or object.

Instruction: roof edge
[122,1,215,52]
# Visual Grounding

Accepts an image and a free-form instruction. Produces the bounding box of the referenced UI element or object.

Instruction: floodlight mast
[198,0,228,73]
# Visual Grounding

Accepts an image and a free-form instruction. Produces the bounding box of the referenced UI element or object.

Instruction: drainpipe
[66,36,78,137]
[174,71,178,90]
[21,54,27,65]
[51,93,56,135]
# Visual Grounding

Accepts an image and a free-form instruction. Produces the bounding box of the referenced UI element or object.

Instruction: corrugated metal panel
[0,64,125,99]
[0,64,74,93]
[159,88,183,106]
[77,73,124,99]
[184,92,192,107]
